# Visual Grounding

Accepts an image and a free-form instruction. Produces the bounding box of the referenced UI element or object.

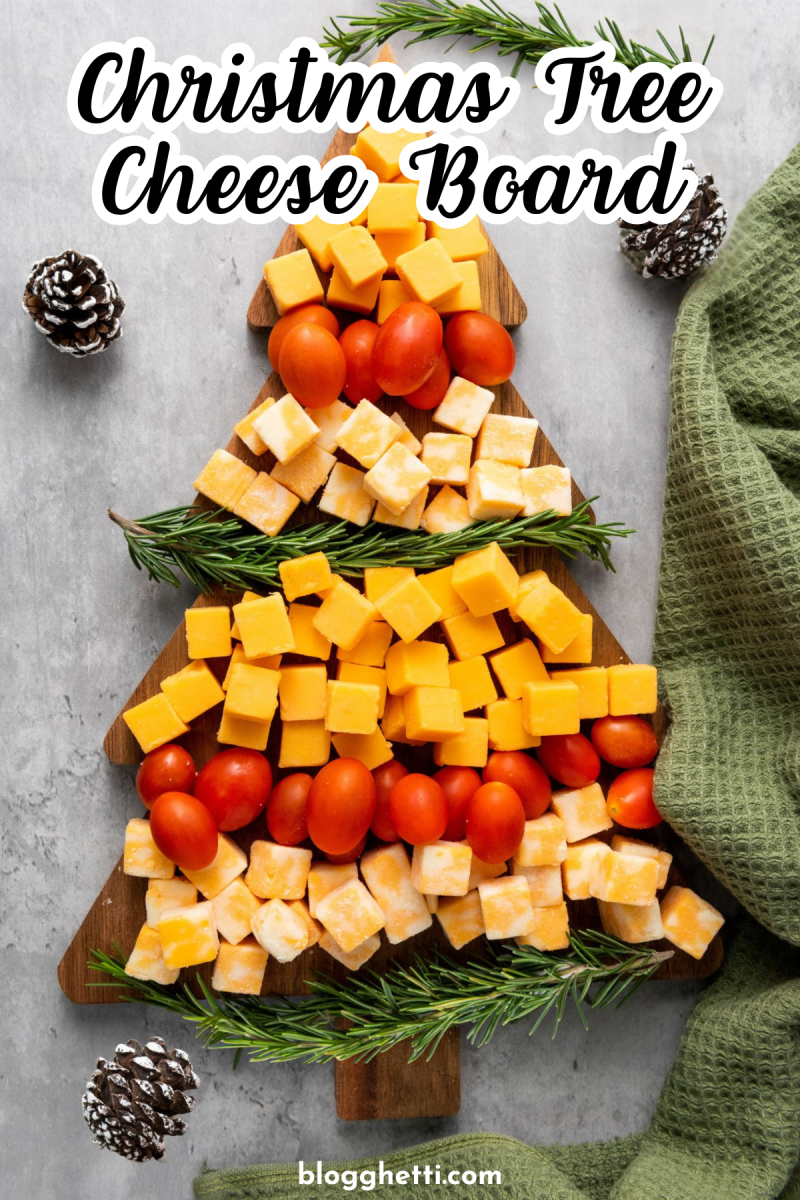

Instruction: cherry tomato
[306,758,377,855]
[444,312,515,386]
[136,744,196,810]
[150,791,218,871]
[389,773,448,845]
[433,766,482,840]
[339,320,383,404]
[278,323,347,408]
[371,761,408,841]
[266,773,312,845]
[606,768,661,829]
[325,835,367,864]
[482,752,551,819]
[536,734,601,789]
[404,348,450,410]
[268,304,339,372]
[372,302,443,395]
[591,716,659,768]
[194,748,272,832]
[465,781,525,864]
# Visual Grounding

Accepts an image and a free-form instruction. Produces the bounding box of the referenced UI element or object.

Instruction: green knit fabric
[195,148,800,1200]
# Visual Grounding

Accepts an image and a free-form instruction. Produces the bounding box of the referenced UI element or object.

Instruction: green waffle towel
[195,147,800,1200]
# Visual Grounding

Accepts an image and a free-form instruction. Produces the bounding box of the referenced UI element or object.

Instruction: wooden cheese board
[59,46,723,1122]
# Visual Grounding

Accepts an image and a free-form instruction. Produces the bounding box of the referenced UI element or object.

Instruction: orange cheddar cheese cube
[551,784,613,844]
[420,485,475,534]
[435,376,495,437]
[490,639,549,699]
[466,846,507,892]
[271,444,336,504]
[367,181,420,232]
[182,833,249,899]
[404,685,464,741]
[427,216,488,261]
[246,841,312,901]
[361,842,432,944]
[598,899,664,944]
[211,878,263,945]
[307,862,359,918]
[279,553,333,601]
[333,725,395,770]
[478,876,535,940]
[211,937,268,994]
[363,566,416,605]
[442,611,504,661]
[287,899,322,949]
[516,902,570,951]
[224,664,279,724]
[326,267,382,315]
[315,878,385,953]
[514,814,568,867]
[374,573,442,643]
[313,579,376,651]
[295,215,342,271]
[233,594,294,660]
[158,901,219,969]
[231,591,261,642]
[377,278,413,324]
[287,603,332,661]
[420,433,472,486]
[145,877,197,928]
[590,850,659,906]
[516,576,584,655]
[448,656,498,712]
[561,838,611,900]
[329,224,387,288]
[217,711,271,751]
[375,222,426,268]
[433,717,490,767]
[263,248,324,314]
[607,664,658,715]
[252,394,319,464]
[660,886,724,959]
[475,414,539,468]
[352,127,426,181]
[279,664,328,721]
[160,659,225,723]
[540,614,593,664]
[419,565,467,619]
[522,679,580,737]
[452,541,519,618]
[123,694,189,755]
[234,472,300,537]
[125,922,179,985]
[318,462,375,526]
[410,840,472,896]
[520,465,572,517]
[549,667,608,719]
[336,663,387,717]
[436,890,486,950]
[485,697,539,751]
[319,930,381,970]
[325,679,381,734]
[396,237,461,306]
[508,570,547,622]
[466,461,524,520]
[307,398,352,453]
[373,487,429,530]
[513,862,563,907]
[611,835,671,889]
[384,639,449,695]
[434,260,482,316]
[364,442,432,515]
[124,818,175,880]
[185,606,232,660]
[338,620,393,668]
[251,898,308,963]
[234,397,276,456]
[278,719,331,768]
[194,449,257,510]
[381,694,424,746]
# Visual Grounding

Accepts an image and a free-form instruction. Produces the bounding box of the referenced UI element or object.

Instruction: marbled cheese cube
[287,603,332,661]
[551,784,613,844]
[540,613,593,664]
[374,486,429,529]
[123,695,189,755]
[598,900,664,944]
[442,611,504,661]
[158,901,219,969]
[404,685,464,741]
[337,663,387,718]
[331,728,394,770]
[611,836,672,890]
[466,845,507,891]
[428,217,488,262]
[420,433,472,486]
[377,279,413,324]
[420,485,475,534]
[233,594,295,660]
[478,876,535,940]
[466,461,524,520]
[278,719,331,768]
[263,248,324,314]
[375,223,426,270]
[660,886,724,959]
[451,541,519,618]
[315,878,385,952]
[327,268,382,315]
[185,606,232,660]
[410,840,472,896]
[234,472,300,537]
[211,878,263,945]
[234,397,275,456]
[385,639,450,695]
[549,667,609,720]
[425,894,439,913]
[396,238,461,306]
[434,260,482,316]
[160,659,225,724]
[295,215,342,271]
[194,449,257,509]
[279,664,328,721]
[307,399,352,453]
[361,843,433,944]
[516,902,570,951]
[520,465,572,517]
[325,679,380,734]
[145,877,197,928]
[364,443,432,516]
[318,462,375,526]
[364,567,416,605]
[437,890,486,950]
[516,576,584,655]
[485,697,539,751]
[336,400,403,469]
[381,694,424,747]
[590,850,659,906]
[125,923,180,985]
[607,664,659,715]
[522,679,580,737]
[279,552,332,601]
[352,127,426,181]
[251,898,308,962]
[308,863,359,918]
[182,833,249,899]
[319,930,381,971]
[375,574,442,642]
[246,841,312,900]
[419,565,467,619]
[124,818,175,880]
[448,656,497,712]
[514,814,568,867]
[329,224,387,289]
[211,937,268,994]
[513,863,563,907]
[389,411,422,455]
[490,639,548,700]
[313,580,376,651]
[433,717,489,767]
[224,664,279,724]
[217,712,271,751]
[338,621,394,668]
[252,394,319,464]
[434,376,495,437]
[476,414,539,468]
[271,444,336,504]
[367,181,420,231]
[287,899,322,948]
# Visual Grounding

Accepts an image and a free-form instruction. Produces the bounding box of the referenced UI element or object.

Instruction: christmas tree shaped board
[59,48,723,1121]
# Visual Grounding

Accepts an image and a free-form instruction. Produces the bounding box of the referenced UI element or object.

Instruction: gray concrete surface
[2,2,797,1195]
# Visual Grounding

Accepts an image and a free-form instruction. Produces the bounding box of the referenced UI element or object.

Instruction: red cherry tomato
[278,323,347,408]
[606,768,661,829]
[372,302,443,395]
[444,312,515,386]
[136,745,196,810]
[465,781,525,864]
[388,773,448,845]
[591,716,659,769]
[404,348,450,410]
[433,766,482,840]
[150,791,218,871]
[325,835,367,864]
[536,734,601,789]
[371,760,408,841]
[339,320,383,404]
[306,758,377,855]
[266,773,312,845]
[268,305,339,372]
[482,752,551,819]
[194,749,272,832]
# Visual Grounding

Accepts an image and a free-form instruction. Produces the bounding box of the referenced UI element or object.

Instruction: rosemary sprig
[109,499,633,593]
[321,1,715,77]
[90,932,672,1065]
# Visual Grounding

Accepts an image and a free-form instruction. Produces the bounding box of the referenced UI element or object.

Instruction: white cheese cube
[182,833,249,899]
[373,485,429,530]
[420,485,475,534]
[476,414,539,468]
[318,930,381,971]
[211,877,263,945]
[336,399,403,468]
[436,890,485,949]
[420,433,473,485]
[465,843,507,891]
[390,411,422,455]
[516,902,570,950]
[307,862,359,917]
[561,838,611,900]
[123,818,174,880]
[590,850,660,906]
[125,923,179,985]
[364,443,432,515]
[410,841,472,897]
[145,877,198,928]
[520,465,572,516]
[513,814,568,867]
[211,937,268,994]
[245,841,312,900]
[598,899,664,944]
[660,886,725,959]
[466,461,524,520]
[271,443,336,503]
[360,843,433,943]
[611,835,672,889]
[551,783,614,843]
[251,898,309,962]
[513,862,563,907]
[307,398,353,452]
[252,394,319,464]
[315,878,385,952]
[478,876,535,939]
[434,376,495,437]
[318,462,376,526]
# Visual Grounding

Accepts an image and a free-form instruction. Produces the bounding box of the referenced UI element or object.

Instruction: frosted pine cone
[618,165,728,280]
[22,250,124,356]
